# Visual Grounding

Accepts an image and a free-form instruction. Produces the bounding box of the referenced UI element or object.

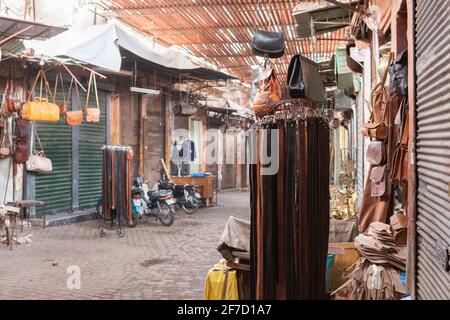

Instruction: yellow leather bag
[22,69,60,122]
[64,77,83,126]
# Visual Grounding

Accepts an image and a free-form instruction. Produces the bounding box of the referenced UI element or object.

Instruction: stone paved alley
[0,191,250,300]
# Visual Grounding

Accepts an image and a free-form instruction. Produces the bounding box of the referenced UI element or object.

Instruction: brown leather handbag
[370,165,387,197]
[362,54,393,140]
[85,72,100,123]
[0,116,11,158]
[64,77,83,126]
[252,67,281,118]
[366,140,386,165]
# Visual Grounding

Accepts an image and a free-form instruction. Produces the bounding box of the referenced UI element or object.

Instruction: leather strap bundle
[85,72,100,123]
[250,113,330,300]
[102,145,134,226]
[26,126,52,173]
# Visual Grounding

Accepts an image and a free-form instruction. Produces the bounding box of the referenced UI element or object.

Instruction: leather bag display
[26,127,52,173]
[251,29,286,59]
[22,69,60,122]
[287,54,326,103]
[390,98,409,186]
[252,67,281,117]
[366,141,385,165]
[1,66,21,116]
[13,118,30,164]
[85,72,100,123]
[250,113,330,300]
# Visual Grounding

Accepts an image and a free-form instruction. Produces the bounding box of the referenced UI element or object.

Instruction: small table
[6,200,47,232]
[171,176,216,207]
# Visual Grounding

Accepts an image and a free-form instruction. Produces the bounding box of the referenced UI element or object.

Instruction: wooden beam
[324,0,370,16]
[109,94,121,145]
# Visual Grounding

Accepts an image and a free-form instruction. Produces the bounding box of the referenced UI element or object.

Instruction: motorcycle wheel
[182,201,200,215]
[159,203,175,227]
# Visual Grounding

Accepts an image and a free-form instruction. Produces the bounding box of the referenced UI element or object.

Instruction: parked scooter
[132,175,176,226]
[157,178,202,214]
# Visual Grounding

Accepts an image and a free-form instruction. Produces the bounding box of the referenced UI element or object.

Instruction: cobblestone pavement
[0,191,250,300]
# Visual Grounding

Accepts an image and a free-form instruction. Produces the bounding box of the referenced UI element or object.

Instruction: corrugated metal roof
[97,0,349,87]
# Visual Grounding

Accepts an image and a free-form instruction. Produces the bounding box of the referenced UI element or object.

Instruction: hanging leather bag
[370,165,387,197]
[22,69,60,122]
[0,115,11,158]
[362,54,393,140]
[64,77,83,126]
[252,29,286,59]
[389,50,408,96]
[26,126,52,173]
[252,67,281,117]
[390,98,409,185]
[366,140,386,166]
[287,54,326,103]
[85,72,100,123]
[14,118,30,164]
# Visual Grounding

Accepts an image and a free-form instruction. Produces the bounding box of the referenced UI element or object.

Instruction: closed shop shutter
[415,0,450,299]
[35,82,72,216]
[78,89,107,209]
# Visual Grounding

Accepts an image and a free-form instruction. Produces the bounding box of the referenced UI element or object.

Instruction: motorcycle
[132,175,176,227]
[157,179,202,214]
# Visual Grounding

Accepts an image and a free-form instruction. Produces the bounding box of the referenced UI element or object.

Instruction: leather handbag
[287,54,326,103]
[64,77,83,126]
[85,72,100,123]
[390,212,407,246]
[26,127,52,173]
[362,54,393,140]
[13,118,30,164]
[370,165,387,197]
[22,70,60,122]
[252,67,281,117]
[251,29,286,59]
[389,50,408,96]
[366,141,386,165]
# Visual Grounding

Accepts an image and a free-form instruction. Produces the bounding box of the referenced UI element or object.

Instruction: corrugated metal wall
[415,0,450,300]
[78,89,107,209]
[35,83,72,216]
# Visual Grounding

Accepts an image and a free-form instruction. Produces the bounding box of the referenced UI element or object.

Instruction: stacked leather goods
[250,114,330,300]
[332,222,407,300]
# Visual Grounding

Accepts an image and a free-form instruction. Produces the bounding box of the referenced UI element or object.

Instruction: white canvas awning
[24,22,200,72]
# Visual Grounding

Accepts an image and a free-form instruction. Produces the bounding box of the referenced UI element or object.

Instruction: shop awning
[24,22,234,79]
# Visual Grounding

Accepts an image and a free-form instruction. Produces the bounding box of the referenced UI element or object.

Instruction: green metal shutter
[77,89,107,209]
[35,83,72,216]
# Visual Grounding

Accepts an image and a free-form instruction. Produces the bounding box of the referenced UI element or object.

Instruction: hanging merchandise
[85,72,100,123]
[22,69,60,122]
[13,118,30,164]
[389,50,408,96]
[250,102,330,300]
[0,116,11,158]
[251,0,285,59]
[1,66,21,116]
[63,77,83,126]
[366,140,386,166]
[287,54,326,103]
[26,126,53,173]
[101,145,134,229]
[252,65,281,117]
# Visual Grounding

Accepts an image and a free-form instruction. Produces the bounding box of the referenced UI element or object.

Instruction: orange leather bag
[85,72,100,123]
[63,77,83,126]
[22,69,60,122]
[252,67,281,118]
